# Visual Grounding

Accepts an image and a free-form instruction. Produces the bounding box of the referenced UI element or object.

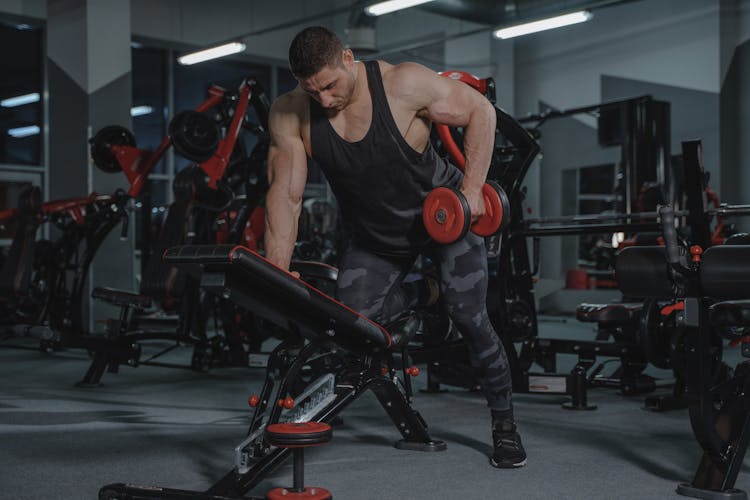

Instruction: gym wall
[721,36,750,232]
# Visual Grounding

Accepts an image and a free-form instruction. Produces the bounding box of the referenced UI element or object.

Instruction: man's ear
[342,48,355,67]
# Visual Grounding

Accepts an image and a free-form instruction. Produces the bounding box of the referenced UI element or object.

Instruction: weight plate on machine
[89,125,136,173]
[423,187,471,244]
[638,298,671,369]
[169,110,220,163]
[472,180,510,237]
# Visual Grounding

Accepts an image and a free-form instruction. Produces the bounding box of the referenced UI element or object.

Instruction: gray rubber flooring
[1,316,749,500]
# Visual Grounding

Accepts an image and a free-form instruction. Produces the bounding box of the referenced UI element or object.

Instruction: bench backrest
[164,245,391,353]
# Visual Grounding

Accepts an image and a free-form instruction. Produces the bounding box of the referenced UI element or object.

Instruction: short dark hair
[289,26,344,78]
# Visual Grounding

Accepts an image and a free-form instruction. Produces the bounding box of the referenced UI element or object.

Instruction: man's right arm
[264,94,308,270]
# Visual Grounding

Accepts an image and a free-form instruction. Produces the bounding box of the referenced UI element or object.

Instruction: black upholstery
[576,302,643,323]
[701,245,750,299]
[725,233,750,245]
[164,245,391,353]
[710,300,750,327]
[616,246,675,299]
[0,185,42,301]
[91,287,152,310]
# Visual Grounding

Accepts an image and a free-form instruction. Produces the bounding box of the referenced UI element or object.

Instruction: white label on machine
[528,376,567,393]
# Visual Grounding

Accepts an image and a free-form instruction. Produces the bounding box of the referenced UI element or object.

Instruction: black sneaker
[490,422,527,468]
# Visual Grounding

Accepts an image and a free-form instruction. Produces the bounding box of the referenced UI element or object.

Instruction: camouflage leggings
[336,232,512,411]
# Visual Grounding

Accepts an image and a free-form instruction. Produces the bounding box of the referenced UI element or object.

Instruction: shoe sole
[490,457,527,468]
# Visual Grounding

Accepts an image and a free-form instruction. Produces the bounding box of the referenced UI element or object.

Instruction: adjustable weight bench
[100,244,445,500]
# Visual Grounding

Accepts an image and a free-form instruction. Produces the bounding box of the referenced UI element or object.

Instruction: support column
[47,0,134,332]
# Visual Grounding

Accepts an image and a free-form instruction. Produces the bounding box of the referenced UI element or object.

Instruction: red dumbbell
[424,70,511,244]
[422,180,510,244]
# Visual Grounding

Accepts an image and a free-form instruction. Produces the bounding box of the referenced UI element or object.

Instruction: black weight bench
[576,302,643,324]
[100,244,444,500]
[77,167,239,385]
[616,243,750,499]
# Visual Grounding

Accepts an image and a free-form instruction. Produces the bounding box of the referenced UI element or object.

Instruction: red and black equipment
[90,77,267,196]
[264,422,333,500]
[422,70,510,244]
[98,244,445,500]
[73,78,272,385]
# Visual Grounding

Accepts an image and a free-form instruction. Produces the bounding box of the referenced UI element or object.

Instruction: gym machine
[616,170,750,499]
[76,77,272,385]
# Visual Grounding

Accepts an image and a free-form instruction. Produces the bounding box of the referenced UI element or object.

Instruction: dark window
[579,164,615,197]
[0,22,43,166]
[277,67,297,96]
[132,46,168,173]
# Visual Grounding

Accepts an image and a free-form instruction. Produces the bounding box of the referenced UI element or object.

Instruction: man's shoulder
[380,61,434,91]
[272,88,308,114]
[378,60,422,79]
[270,89,309,137]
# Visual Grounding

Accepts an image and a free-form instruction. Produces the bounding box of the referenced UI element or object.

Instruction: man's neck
[347,61,368,108]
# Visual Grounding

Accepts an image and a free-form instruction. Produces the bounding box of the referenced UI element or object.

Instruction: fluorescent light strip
[177,42,246,66]
[1,92,40,108]
[8,125,40,138]
[131,105,154,117]
[365,0,436,16]
[494,10,593,39]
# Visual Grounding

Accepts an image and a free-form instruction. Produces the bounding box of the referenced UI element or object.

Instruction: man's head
[289,26,357,110]
[289,26,344,78]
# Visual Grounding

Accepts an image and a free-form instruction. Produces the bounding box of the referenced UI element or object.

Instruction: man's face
[298,50,356,111]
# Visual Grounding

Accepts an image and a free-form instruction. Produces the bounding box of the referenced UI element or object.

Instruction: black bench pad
[576,302,643,323]
[92,287,152,309]
[164,245,391,353]
[710,300,750,327]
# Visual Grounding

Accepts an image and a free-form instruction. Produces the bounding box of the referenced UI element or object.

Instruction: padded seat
[576,302,643,323]
[710,300,750,327]
[92,287,152,310]
[164,245,392,353]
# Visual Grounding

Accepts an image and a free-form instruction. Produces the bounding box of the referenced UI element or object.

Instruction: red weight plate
[471,182,506,237]
[422,187,471,244]
[266,422,333,448]
[266,486,332,499]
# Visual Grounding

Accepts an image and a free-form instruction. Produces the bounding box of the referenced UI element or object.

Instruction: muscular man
[265,26,525,468]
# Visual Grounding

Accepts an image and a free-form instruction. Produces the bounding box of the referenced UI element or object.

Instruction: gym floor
[1,316,748,500]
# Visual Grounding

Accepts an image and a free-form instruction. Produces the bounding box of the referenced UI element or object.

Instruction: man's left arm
[406,63,497,221]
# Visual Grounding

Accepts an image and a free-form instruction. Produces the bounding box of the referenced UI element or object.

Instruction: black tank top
[309,60,462,257]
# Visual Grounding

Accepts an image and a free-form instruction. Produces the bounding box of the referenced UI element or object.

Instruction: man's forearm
[460,101,497,191]
[264,191,301,270]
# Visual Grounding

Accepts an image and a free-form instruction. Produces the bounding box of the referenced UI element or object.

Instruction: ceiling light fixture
[177,42,247,66]
[365,0,436,17]
[1,92,40,108]
[130,105,154,117]
[8,125,40,138]
[493,10,593,39]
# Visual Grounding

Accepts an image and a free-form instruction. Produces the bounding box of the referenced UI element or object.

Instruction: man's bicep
[268,135,308,199]
[267,96,308,197]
